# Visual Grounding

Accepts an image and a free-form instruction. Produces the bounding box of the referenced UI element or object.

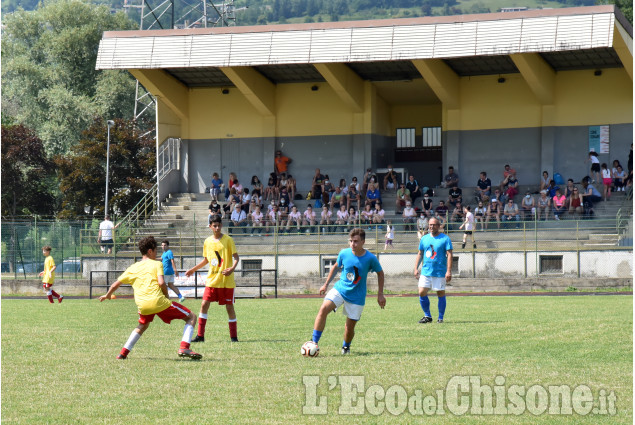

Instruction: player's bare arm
[376,270,386,308]
[99,280,122,301]
[171,258,179,277]
[320,264,340,295]
[414,251,422,278]
[185,258,209,277]
[222,253,240,276]
[446,250,453,283]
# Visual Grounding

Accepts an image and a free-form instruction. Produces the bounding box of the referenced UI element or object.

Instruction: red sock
[228,320,237,339]
[51,290,60,299]
[120,348,130,357]
[198,317,207,337]
[47,295,54,303]
[180,341,190,350]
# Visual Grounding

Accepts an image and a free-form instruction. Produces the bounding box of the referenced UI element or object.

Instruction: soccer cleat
[58,296,64,303]
[178,349,203,360]
[231,337,239,342]
[116,354,127,360]
[473,244,477,249]
[178,296,185,303]
[461,243,465,249]
[437,319,444,323]
[341,346,350,355]
[191,335,205,343]
[418,316,433,324]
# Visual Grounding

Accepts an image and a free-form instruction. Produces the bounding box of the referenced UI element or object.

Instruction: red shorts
[138,302,191,325]
[203,287,235,305]
[42,283,53,289]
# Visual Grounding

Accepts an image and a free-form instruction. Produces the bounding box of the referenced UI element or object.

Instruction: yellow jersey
[203,234,236,288]
[43,256,55,284]
[117,259,170,315]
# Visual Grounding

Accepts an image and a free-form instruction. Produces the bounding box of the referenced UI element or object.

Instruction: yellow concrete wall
[157,98,183,142]
[390,104,442,133]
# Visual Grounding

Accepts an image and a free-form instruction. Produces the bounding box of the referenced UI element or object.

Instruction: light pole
[105,120,115,218]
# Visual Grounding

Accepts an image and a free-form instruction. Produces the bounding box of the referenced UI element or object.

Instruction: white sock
[124,331,142,351]
[182,324,194,343]
[199,313,208,320]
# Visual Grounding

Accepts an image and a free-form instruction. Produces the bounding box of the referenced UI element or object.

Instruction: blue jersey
[334,248,382,306]
[161,249,175,275]
[418,233,453,278]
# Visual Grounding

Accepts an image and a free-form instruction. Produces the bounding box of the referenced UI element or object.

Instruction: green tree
[1,124,57,217]
[1,0,138,155]
[55,118,156,218]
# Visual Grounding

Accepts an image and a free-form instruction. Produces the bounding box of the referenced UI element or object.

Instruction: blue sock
[419,296,431,317]
[312,329,323,343]
[438,296,447,320]
[342,340,351,348]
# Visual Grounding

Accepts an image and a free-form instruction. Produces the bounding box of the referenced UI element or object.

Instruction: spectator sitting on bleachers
[447,184,462,208]
[264,175,278,201]
[347,207,358,229]
[417,212,429,238]
[476,172,492,202]
[520,191,535,221]
[210,172,223,201]
[474,201,487,230]
[320,205,333,232]
[321,176,335,205]
[503,171,519,201]
[338,179,349,196]
[225,172,238,200]
[564,178,575,199]
[402,202,417,231]
[278,198,290,222]
[287,174,297,200]
[450,201,465,229]
[350,176,360,192]
[487,198,501,229]
[279,187,292,207]
[311,168,326,200]
[330,186,345,211]
[395,183,411,214]
[362,168,377,195]
[360,204,374,227]
[547,180,559,198]
[274,150,292,177]
[240,188,251,211]
[568,187,583,218]
[383,165,398,191]
[223,187,240,217]
[552,189,567,220]
[335,205,349,232]
[286,206,302,233]
[614,165,627,191]
[266,205,282,232]
[302,205,317,231]
[229,204,248,234]
[444,166,459,188]
[540,171,550,192]
[373,202,386,227]
[250,205,264,234]
[435,200,449,227]
[503,198,520,225]
[491,188,504,205]
[421,193,433,217]
[347,184,361,211]
[208,199,222,221]
[499,164,516,192]
[232,179,243,197]
[537,191,551,221]
[250,175,263,198]
[279,172,289,194]
[365,183,381,208]
[406,175,422,206]
[581,177,602,213]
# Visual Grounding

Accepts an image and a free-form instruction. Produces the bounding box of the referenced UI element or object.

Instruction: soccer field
[2,295,632,424]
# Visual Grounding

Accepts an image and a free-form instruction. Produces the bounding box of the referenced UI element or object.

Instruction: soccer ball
[301,341,319,357]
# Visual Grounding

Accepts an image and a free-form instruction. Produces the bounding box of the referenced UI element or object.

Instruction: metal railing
[158,137,180,180]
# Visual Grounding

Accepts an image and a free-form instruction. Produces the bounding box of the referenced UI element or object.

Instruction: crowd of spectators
[208,143,632,235]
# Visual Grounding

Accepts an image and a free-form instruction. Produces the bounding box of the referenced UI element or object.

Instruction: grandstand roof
[96,5,632,88]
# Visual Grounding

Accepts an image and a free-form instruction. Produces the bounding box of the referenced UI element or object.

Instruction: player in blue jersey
[414,217,453,323]
[310,228,385,354]
[161,240,185,303]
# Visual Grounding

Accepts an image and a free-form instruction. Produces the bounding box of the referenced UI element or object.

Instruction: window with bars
[422,127,442,147]
[241,259,262,276]
[396,128,415,148]
[539,255,563,274]
[322,257,338,278]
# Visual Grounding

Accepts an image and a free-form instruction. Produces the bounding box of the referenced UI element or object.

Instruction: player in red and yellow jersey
[186,214,239,342]
[39,246,63,304]
[99,236,202,360]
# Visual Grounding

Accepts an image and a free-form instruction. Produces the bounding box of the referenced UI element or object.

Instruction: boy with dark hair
[161,240,185,302]
[186,214,240,342]
[99,236,201,360]
[39,246,63,304]
[309,228,385,354]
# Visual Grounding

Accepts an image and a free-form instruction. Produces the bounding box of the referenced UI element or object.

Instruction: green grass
[2,295,632,424]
